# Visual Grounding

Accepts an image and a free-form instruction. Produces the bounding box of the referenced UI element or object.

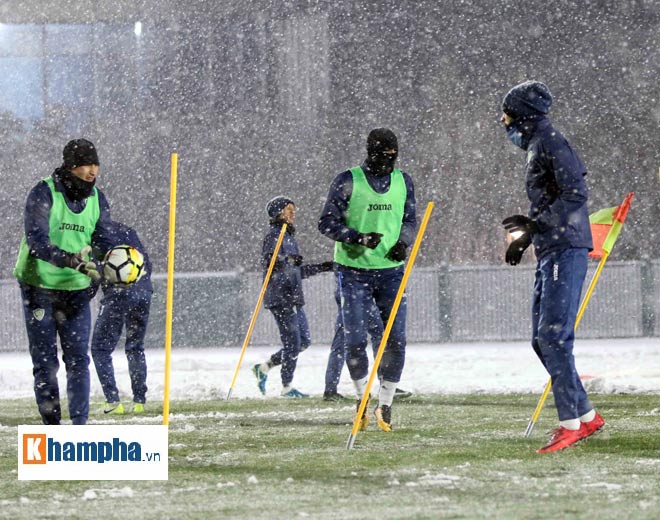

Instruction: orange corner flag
[588,192,634,259]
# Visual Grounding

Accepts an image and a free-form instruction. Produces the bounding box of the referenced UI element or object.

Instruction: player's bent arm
[318,171,362,244]
[398,172,417,247]
[90,190,114,256]
[23,182,72,268]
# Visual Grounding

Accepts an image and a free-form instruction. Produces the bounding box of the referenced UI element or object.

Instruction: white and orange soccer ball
[102,245,145,285]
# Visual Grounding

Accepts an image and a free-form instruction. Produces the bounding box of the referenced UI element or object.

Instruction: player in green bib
[14,139,114,425]
[318,128,417,432]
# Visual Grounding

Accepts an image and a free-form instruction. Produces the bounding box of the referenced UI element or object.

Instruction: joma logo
[58,222,86,232]
[367,203,392,211]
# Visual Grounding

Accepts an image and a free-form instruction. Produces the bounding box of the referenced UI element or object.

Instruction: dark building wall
[1,0,658,279]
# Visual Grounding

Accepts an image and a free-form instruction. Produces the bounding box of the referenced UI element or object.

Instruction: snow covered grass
[1,339,659,517]
[3,340,660,402]
[1,394,659,519]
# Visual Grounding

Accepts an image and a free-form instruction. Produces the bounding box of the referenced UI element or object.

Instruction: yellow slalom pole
[226,224,288,400]
[163,153,178,426]
[347,202,434,450]
[523,250,609,437]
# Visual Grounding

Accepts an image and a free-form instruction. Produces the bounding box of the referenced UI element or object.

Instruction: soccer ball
[103,245,145,285]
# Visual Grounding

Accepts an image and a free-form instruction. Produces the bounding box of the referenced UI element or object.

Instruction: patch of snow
[82,490,98,500]
[635,459,660,466]
[582,482,623,491]
[108,487,134,498]
[1,338,659,404]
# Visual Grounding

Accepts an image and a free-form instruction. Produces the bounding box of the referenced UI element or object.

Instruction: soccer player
[14,139,113,425]
[91,221,153,415]
[318,128,416,431]
[252,197,333,398]
[500,81,605,453]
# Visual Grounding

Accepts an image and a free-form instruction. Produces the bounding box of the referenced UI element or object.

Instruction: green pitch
[1,394,659,519]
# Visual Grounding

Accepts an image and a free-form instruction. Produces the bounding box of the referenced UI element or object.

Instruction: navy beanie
[62,138,99,169]
[502,81,553,120]
[266,196,294,219]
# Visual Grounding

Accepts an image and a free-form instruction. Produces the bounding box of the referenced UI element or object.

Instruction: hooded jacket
[522,117,593,257]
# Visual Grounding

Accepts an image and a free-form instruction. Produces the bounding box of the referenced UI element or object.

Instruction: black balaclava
[364,128,398,176]
[58,139,100,201]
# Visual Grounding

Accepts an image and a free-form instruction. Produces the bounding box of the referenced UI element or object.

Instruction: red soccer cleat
[537,426,583,454]
[579,412,605,439]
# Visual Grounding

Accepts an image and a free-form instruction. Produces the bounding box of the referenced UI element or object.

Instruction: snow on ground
[1,337,660,403]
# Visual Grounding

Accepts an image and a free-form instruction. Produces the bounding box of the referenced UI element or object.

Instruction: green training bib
[334,166,406,269]
[14,177,100,290]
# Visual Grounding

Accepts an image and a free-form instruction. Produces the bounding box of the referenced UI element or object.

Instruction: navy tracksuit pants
[268,305,311,387]
[324,274,384,393]
[20,283,91,425]
[338,266,407,383]
[532,247,592,421]
[91,287,151,404]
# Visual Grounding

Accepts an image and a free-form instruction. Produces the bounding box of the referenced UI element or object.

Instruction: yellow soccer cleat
[132,403,145,414]
[375,405,392,432]
[356,398,370,431]
[103,402,125,415]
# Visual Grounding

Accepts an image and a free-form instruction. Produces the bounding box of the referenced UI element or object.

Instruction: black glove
[65,246,101,281]
[505,234,532,266]
[287,254,303,266]
[319,261,334,272]
[357,232,383,249]
[502,215,539,235]
[385,240,407,262]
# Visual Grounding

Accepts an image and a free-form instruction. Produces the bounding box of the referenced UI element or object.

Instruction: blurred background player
[91,221,153,415]
[252,196,333,398]
[500,80,604,453]
[318,128,416,431]
[13,138,112,425]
